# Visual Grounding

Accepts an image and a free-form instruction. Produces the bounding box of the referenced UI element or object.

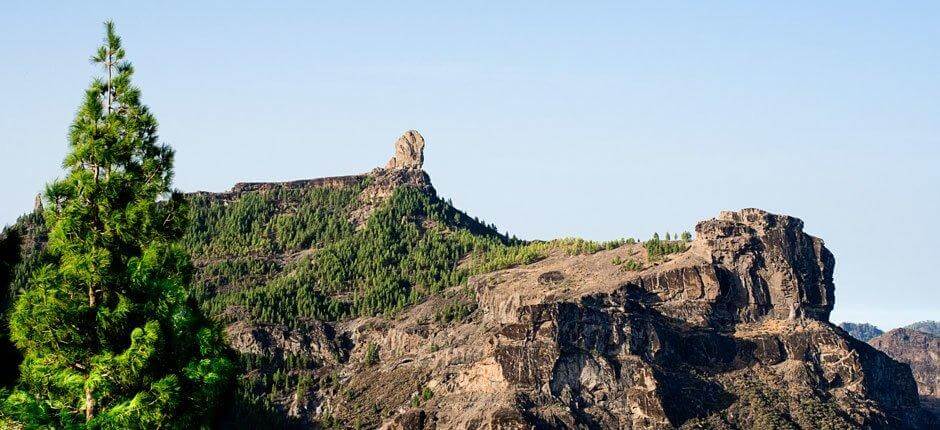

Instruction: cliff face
[870,328,939,414]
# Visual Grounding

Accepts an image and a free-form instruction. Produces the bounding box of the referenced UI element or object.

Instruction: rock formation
[386,130,425,170]
[304,208,932,429]
[870,328,939,414]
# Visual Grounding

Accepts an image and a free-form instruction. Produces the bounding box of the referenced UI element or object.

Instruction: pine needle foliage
[1,22,232,429]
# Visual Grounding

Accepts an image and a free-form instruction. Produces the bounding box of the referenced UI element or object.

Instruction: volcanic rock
[386,130,426,170]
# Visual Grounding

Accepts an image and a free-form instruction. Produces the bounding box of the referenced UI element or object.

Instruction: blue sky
[1,1,937,329]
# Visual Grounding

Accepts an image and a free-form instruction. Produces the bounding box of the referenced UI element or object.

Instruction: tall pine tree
[1,22,232,429]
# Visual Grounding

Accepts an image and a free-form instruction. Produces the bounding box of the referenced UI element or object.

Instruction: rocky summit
[386,130,426,170]
[1,131,936,429]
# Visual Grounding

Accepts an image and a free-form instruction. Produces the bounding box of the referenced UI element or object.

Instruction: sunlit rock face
[386,130,425,170]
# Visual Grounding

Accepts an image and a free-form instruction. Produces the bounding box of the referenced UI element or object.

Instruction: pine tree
[1,22,232,429]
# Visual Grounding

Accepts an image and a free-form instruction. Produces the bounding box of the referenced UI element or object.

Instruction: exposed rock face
[225,320,347,423]
[693,208,836,324]
[283,209,933,429]
[386,130,425,170]
[225,320,343,365]
[870,328,939,402]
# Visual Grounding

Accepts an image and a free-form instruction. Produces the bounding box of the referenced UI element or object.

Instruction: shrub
[364,343,379,366]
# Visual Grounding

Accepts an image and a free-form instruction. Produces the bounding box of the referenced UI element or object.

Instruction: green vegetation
[706,372,853,430]
[435,297,477,324]
[1,23,231,428]
[623,259,643,271]
[611,255,644,271]
[644,234,689,261]
[410,386,433,407]
[189,185,509,325]
[363,343,379,366]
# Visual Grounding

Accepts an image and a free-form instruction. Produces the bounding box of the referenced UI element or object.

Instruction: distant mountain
[839,321,884,341]
[906,320,940,336]
[870,328,939,416]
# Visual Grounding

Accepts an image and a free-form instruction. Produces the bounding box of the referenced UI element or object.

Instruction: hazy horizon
[1,1,937,330]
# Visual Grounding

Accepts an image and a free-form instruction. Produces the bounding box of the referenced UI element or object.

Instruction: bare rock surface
[226,319,343,364]
[386,130,426,170]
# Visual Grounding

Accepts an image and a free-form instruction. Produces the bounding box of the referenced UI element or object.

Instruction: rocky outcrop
[288,209,934,429]
[386,130,425,170]
[692,208,835,324]
[870,328,939,402]
[226,320,344,364]
[230,174,367,194]
[452,209,924,428]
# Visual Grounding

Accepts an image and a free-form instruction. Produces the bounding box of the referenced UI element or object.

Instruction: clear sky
[1,1,937,330]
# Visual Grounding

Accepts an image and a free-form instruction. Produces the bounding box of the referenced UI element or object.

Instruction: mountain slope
[905,321,940,337]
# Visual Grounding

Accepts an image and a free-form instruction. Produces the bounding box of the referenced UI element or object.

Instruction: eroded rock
[386,130,426,170]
